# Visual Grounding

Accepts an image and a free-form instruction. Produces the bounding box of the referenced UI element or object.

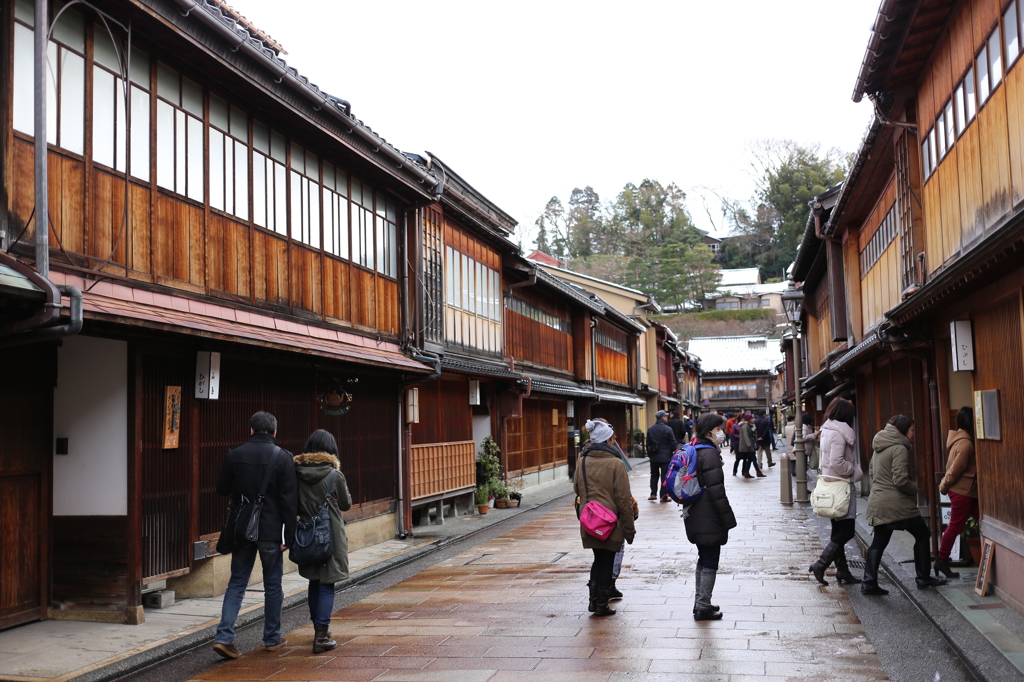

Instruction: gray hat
[655,410,670,418]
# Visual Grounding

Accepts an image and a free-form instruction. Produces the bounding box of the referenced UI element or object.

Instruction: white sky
[231,0,880,245]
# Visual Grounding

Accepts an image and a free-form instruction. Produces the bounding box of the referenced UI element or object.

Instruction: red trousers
[939,490,979,560]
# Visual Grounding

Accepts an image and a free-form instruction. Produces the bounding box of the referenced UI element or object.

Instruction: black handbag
[290,469,336,566]
[215,445,280,555]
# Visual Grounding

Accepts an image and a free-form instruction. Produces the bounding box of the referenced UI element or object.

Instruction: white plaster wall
[472,415,491,458]
[53,335,128,515]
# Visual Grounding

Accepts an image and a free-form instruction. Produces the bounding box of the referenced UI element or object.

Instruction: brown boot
[742,472,754,479]
[934,558,960,579]
[312,626,337,654]
[755,471,767,478]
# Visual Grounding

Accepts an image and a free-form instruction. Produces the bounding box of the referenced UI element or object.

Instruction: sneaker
[213,642,240,660]
[264,638,288,651]
[647,494,657,501]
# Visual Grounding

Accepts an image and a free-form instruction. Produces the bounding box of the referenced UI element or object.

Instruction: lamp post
[782,287,808,503]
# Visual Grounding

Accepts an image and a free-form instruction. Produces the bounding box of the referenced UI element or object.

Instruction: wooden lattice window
[422,208,445,345]
[895,131,916,290]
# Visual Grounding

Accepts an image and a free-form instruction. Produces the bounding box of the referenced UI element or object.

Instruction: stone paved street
[189,461,886,681]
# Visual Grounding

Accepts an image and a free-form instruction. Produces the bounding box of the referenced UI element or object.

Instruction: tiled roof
[686,336,783,374]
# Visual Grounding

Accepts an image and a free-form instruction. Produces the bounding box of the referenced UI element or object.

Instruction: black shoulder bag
[215,445,280,555]
[290,469,336,566]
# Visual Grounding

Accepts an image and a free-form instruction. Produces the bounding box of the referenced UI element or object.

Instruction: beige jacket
[940,430,977,498]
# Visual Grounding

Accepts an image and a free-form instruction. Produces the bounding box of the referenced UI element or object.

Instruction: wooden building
[790,0,1024,616]
[1,0,437,628]
[688,336,782,416]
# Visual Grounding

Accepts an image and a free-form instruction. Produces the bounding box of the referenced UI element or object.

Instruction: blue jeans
[307,580,335,628]
[697,544,721,570]
[215,540,283,646]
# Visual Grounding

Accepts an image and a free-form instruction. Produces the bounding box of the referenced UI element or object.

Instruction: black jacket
[755,416,773,443]
[666,418,687,443]
[646,421,677,463]
[683,438,738,547]
[217,432,298,547]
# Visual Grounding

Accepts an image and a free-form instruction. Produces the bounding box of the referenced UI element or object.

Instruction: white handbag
[810,475,851,518]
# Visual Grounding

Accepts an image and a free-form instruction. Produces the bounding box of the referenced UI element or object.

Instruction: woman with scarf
[574,418,636,617]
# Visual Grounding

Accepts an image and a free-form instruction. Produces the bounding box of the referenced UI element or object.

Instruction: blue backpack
[663,443,712,505]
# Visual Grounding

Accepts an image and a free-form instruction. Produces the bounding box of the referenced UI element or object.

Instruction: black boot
[934,558,960,579]
[312,626,337,654]
[587,581,596,613]
[834,546,862,585]
[913,534,946,589]
[861,548,889,595]
[810,541,840,585]
[608,579,623,600]
[592,587,616,617]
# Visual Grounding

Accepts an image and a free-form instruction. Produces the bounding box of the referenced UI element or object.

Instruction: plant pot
[477,505,489,515]
[494,499,507,509]
[967,537,982,565]
[509,498,520,508]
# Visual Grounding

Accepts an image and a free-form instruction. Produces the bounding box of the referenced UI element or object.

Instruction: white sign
[950,320,975,371]
[566,400,575,418]
[816,395,823,411]
[468,379,481,406]
[195,351,221,400]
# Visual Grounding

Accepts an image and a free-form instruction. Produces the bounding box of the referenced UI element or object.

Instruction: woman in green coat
[862,415,946,595]
[293,429,352,653]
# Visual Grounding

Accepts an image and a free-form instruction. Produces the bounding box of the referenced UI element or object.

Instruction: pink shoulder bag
[579,454,618,539]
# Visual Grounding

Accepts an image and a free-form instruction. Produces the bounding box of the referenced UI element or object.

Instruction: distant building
[694,268,786,313]
[688,336,782,415]
[524,250,564,268]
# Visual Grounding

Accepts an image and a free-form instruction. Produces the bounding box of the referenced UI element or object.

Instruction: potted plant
[963,518,982,564]
[475,485,490,515]
[506,472,524,508]
[491,480,510,508]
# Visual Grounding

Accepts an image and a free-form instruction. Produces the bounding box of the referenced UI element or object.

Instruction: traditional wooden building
[689,336,782,416]
[792,0,1024,616]
[1,0,437,628]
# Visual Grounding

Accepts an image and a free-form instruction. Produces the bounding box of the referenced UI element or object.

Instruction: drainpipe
[590,316,598,393]
[0,285,83,348]
[34,0,49,278]
[396,350,441,538]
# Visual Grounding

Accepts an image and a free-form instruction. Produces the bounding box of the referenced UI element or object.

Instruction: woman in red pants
[935,407,979,579]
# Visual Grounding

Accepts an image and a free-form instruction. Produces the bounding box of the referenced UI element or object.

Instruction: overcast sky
[232,0,880,246]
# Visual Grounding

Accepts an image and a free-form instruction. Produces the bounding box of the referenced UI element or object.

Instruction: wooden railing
[411,441,476,500]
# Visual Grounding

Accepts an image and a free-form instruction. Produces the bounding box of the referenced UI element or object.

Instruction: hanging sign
[950,320,974,371]
[163,386,181,449]
[195,351,221,400]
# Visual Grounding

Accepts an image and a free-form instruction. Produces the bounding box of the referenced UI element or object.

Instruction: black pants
[739,451,760,475]
[590,548,616,589]
[830,518,856,546]
[868,516,932,580]
[696,544,721,570]
[650,461,669,497]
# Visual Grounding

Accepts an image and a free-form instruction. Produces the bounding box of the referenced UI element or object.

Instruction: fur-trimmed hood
[294,452,340,486]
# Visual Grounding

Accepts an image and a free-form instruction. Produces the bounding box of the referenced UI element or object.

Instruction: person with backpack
[292,429,352,654]
[574,418,636,617]
[683,413,737,621]
[646,410,677,502]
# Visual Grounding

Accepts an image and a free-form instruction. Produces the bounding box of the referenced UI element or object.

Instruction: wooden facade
[791,0,1024,616]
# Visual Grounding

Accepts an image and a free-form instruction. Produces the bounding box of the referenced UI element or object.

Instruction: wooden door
[0,346,54,630]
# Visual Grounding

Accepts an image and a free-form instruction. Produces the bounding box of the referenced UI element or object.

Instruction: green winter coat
[293,452,352,584]
[866,424,920,526]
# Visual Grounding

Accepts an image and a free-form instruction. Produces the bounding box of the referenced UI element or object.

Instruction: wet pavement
[189,459,887,681]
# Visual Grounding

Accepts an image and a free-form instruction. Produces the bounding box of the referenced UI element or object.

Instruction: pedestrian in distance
[667,410,688,443]
[755,410,776,469]
[862,415,947,595]
[724,413,738,454]
[935,407,979,579]
[574,418,636,617]
[739,413,765,478]
[213,411,298,660]
[293,429,353,654]
[684,414,695,442]
[684,413,738,621]
[783,415,796,476]
[809,398,863,585]
[646,410,677,502]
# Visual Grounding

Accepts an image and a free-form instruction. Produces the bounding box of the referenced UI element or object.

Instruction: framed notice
[975,539,995,597]
[163,386,182,449]
[973,389,1000,440]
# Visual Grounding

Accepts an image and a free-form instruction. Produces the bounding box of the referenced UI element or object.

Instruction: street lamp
[782,286,808,503]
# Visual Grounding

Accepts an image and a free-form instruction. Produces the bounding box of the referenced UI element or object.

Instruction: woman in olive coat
[863,416,946,594]
[293,429,352,653]
[574,418,636,617]
[684,413,738,620]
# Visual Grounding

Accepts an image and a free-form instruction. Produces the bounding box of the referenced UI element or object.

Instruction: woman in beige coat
[574,418,636,617]
[935,407,979,578]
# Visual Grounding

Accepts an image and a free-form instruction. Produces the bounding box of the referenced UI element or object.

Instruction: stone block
[142,589,175,609]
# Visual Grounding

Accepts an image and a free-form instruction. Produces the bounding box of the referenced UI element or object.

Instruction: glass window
[209,94,248,221]
[990,27,1004,89]
[944,100,955,149]
[965,65,977,122]
[929,128,937,173]
[936,111,946,157]
[12,24,33,134]
[978,44,991,103]
[1006,1,1020,65]
[254,120,287,235]
[156,62,203,201]
[954,82,966,136]
[93,68,117,168]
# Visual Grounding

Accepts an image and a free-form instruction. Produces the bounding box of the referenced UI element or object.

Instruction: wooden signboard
[163,386,182,449]
[975,538,995,597]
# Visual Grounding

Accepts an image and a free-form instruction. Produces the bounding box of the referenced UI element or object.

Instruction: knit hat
[742,412,753,420]
[585,419,614,443]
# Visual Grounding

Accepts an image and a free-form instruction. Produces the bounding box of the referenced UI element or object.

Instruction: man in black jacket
[213,411,298,660]
[666,410,688,443]
[755,410,775,469]
[646,410,678,502]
